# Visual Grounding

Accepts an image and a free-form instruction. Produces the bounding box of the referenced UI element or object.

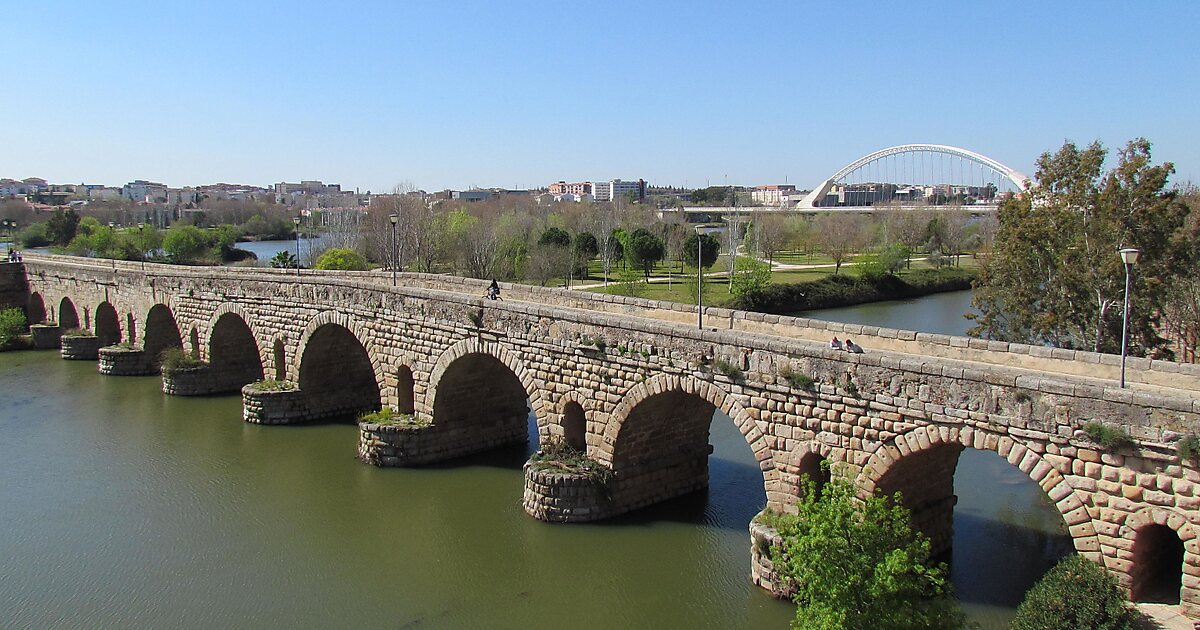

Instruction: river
[0,290,1070,628]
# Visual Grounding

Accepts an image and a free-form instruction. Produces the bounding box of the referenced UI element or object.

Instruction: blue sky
[4,1,1198,192]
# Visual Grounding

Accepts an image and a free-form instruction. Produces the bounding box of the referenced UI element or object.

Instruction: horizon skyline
[4,2,1198,193]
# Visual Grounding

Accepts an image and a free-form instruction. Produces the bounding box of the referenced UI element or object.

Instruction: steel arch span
[800,144,1030,208]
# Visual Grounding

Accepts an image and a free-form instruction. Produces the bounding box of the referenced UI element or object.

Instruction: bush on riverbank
[1009,554,1134,630]
[727,268,976,314]
[0,308,27,349]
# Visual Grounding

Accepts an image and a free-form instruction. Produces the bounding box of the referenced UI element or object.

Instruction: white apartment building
[122,180,168,202]
[751,184,797,206]
[590,178,645,203]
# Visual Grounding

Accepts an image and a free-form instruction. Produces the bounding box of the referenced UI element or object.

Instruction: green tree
[45,208,81,245]
[314,247,368,271]
[269,250,299,269]
[770,475,965,630]
[970,139,1190,356]
[162,224,209,263]
[1009,555,1133,630]
[682,232,721,270]
[624,228,665,279]
[0,307,26,349]
[538,226,571,248]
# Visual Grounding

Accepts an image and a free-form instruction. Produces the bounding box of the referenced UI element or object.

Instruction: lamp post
[1119,247,1140,388]
[292,215,302,277]
[137,222,146,270]
[389,213,399,287]
[108,222,116,271]
[696,226,705,330]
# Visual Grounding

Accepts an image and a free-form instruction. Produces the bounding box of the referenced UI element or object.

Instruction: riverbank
[729,267,976,314]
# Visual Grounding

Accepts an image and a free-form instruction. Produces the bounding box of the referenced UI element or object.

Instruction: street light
[108,222,116,271]
[292,215,302,277]
[137,222,146,270]
[695,225,705,330]
[1119,247,1140,388]
[389,213,399,287]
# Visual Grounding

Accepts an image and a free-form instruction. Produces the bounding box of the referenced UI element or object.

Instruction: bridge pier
[241,382,307,425]
[98,346,158,376]
[29,323,62,349]
[358,406,530,467]
[60,333,101,360]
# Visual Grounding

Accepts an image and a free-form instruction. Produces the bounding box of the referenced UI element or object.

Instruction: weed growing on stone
[358,408,426,427]
[713,358,745,382]
[842,376,860,398]
[60,328,94,338]
[1177,434,1200,463]
[529,437,612,485]
[1082,422,1134,451]
[778,364,816,390]
[160,347,206,374]
[247,379,297,392]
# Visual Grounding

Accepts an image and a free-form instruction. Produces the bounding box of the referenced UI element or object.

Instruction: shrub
[713,358,745,382]
[769,476,966,630]
[160,347,206,375]
[1177,434,1200,462]
[778,364,816,390]
[358,408,426,427]
[1083,422,1134,451]
[1009,554,1133,630]
[728,267,976,313]
[529,437,611,485]
[0,307,27,348]
[314,248,368,271]
[60,328,94,338]
[246,379,297,392]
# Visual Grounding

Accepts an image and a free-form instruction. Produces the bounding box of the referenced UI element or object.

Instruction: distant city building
[88,187,123,200]
[751,184,797,206]
[549,181,593,196]
[274,180,342,196]
[591,178,646,203]
[122,180,168,203]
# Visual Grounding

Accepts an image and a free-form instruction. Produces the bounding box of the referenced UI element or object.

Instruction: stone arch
[1121,506,1198,606]
[597,373,781,513]
[562,400,586,452]
[296,317,382,421]
[207,307,265,393]
[425,336,547,423]
[293,310,385,390]
[858,425,1099,559]
[27,292,46,325]
[142,304,183,367]
[94,302,122,346]
[58,296,80,330]
[423,336,545,455]
[396,364,415,415]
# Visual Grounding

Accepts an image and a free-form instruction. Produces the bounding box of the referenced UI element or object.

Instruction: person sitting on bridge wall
[844,339,864,354]
[830,337,843,350]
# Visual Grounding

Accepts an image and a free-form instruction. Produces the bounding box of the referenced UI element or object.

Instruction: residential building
[548,181,592,196]
[591,178,646,203]
[122,180,168,203]
[751,184,797,206]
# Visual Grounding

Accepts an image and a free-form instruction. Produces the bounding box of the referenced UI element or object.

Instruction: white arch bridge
[797,144,1030,210]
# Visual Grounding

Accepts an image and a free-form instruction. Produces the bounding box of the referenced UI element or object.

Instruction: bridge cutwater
[2,255,1197,617]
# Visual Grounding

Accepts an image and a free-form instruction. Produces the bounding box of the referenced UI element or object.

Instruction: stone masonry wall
[0,261,28,314]
[19,255,1200,616]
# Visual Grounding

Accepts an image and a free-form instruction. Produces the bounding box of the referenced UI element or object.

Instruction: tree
[814,213,867,274]
[1009,555,1134,630]
[162,224,209,263]
[624,228,665,279]
[269,250,299,269]
[538,226,571,248]
[970,139,1190,357]
[46,208,81,245]
[314,247,368,271]
[682,232,721,269]
[770,475,965,630]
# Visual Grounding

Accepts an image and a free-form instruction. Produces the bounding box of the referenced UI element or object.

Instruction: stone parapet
[60,334,101,360]
[30,324,61,349]
[98,346,157,376]
[241,384,306,425]
[522,463,612,522]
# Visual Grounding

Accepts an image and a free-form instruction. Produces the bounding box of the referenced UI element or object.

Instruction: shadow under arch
[594,373,781,518]
[296,319,381,421]
[857,425,1098,560]
[58,297,80,330]
[27,293,46,325]
[142,304,184,368]
[94,302,121,346]
[207,308,264,394]
[424,336,544,461]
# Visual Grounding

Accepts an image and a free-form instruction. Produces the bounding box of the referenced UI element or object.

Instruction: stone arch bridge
[5,254,1199,616]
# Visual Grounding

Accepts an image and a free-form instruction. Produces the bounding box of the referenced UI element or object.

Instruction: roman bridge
[4,254,1199,616]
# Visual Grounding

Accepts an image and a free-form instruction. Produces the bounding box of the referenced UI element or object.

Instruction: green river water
[0,290,1071,628]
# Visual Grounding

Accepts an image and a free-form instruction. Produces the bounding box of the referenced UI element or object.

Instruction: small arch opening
[125,313,137,344]
[298,323,379,421]
[396,365,415,415]
[273,338,287,380]
[58,297,80,330]
[562,401,586,452]
[95,302,121,346]
[27,293,46,325]
[1131,523,1185,604]
[209,312,264,393]
[792,452,830,499]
